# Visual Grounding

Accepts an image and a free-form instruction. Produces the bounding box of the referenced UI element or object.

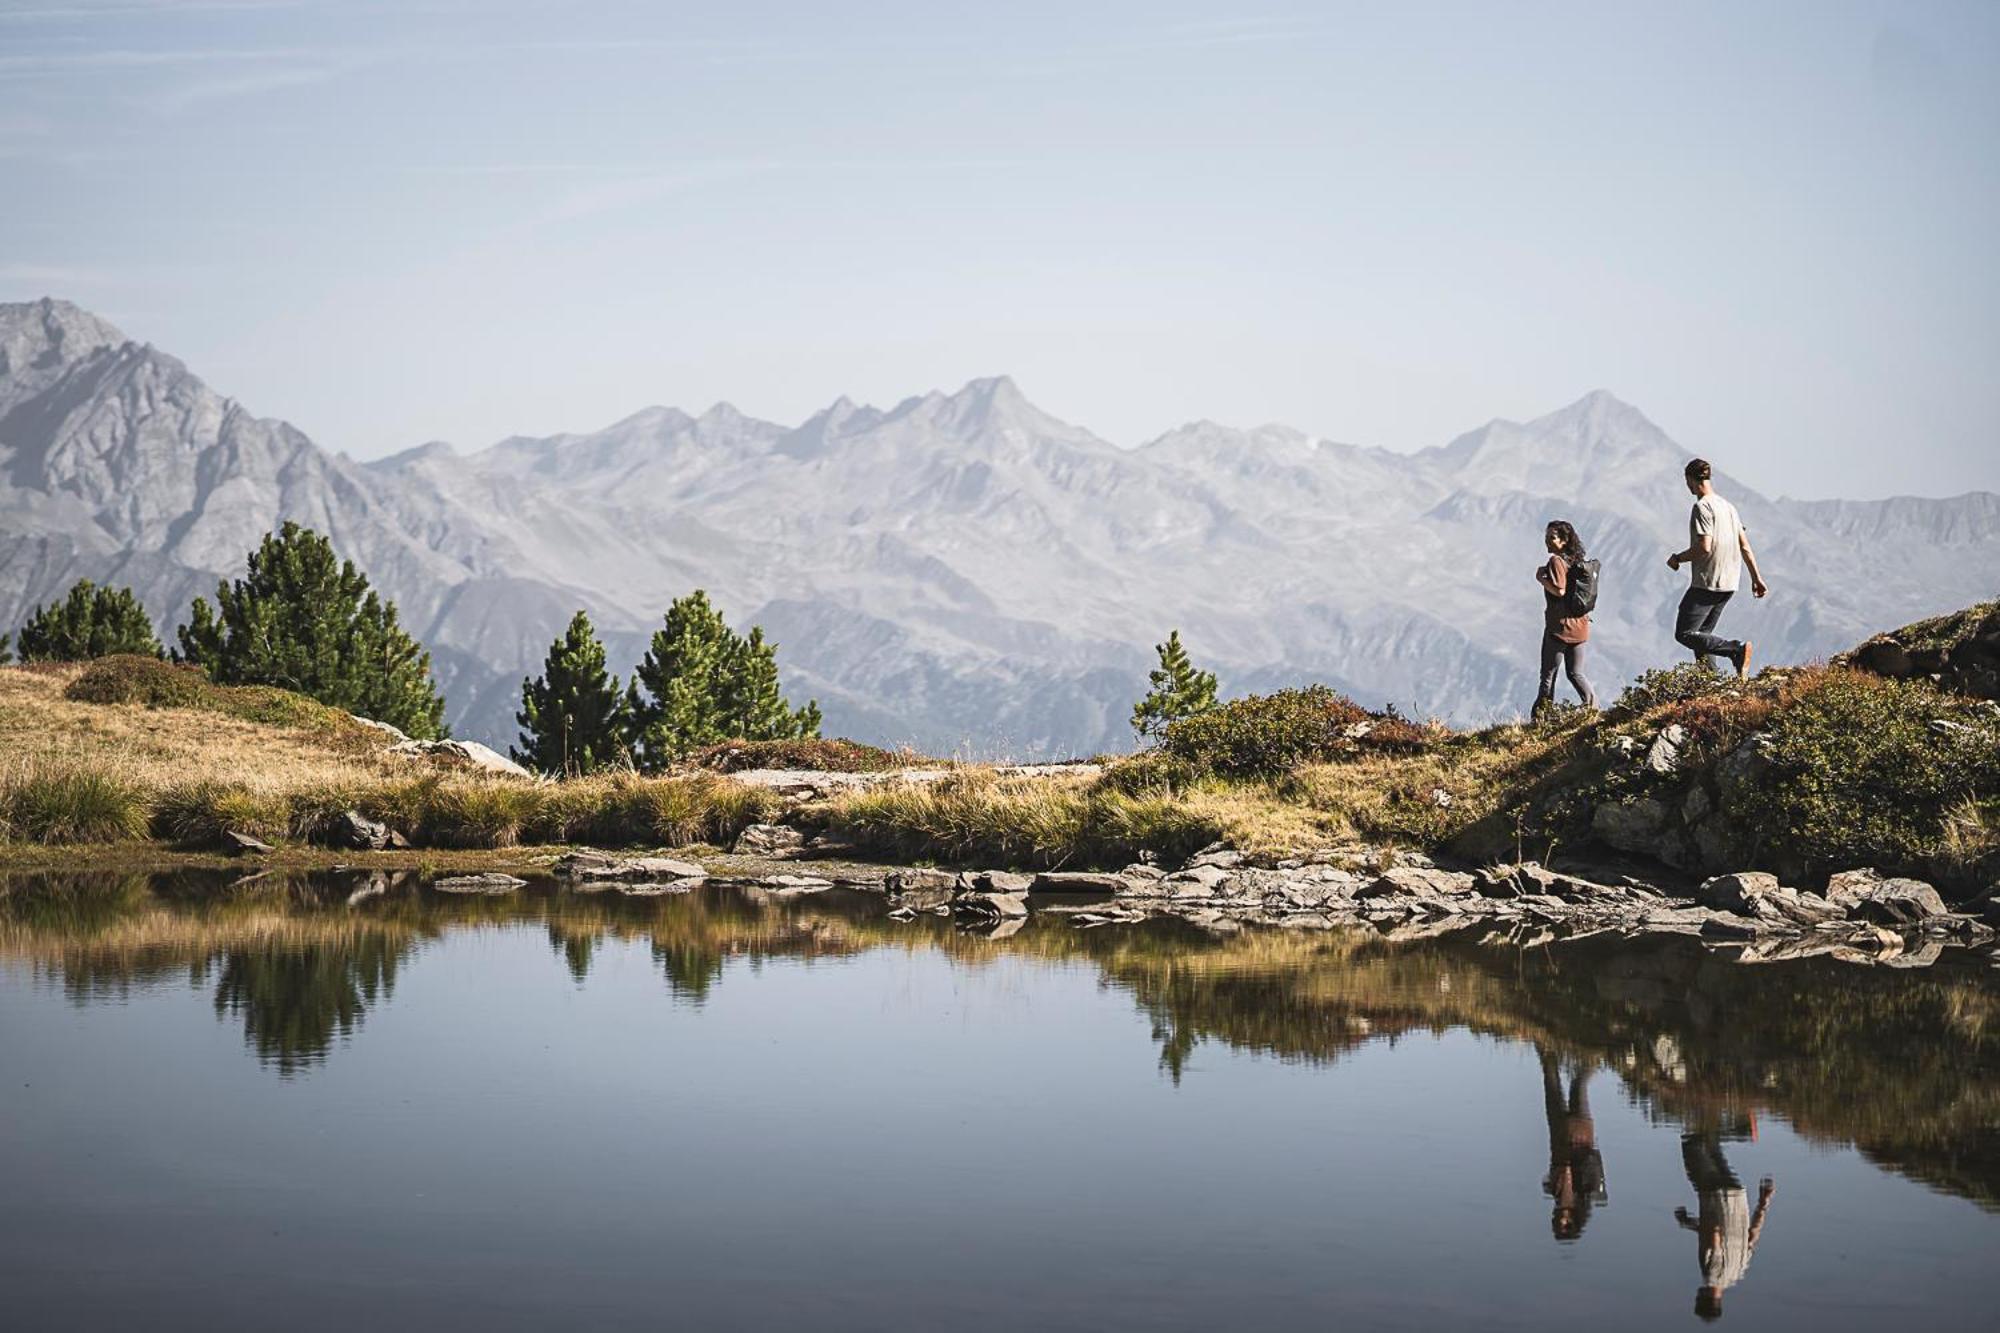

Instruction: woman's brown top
[1538,555,1590,645]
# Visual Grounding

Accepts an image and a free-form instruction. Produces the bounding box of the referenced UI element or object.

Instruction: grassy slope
[5,601,1998,889]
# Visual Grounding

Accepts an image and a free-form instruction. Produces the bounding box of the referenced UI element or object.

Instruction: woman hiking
[1533,519,1598,716]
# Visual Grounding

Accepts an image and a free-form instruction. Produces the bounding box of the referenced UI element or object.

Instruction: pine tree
[0,632,11,665]
[15,579,162,661]
[1131,629,1219,740]
[629,591,821,768]
[722,625,822,742]
[175,522,447,738]
[514,610,631,775]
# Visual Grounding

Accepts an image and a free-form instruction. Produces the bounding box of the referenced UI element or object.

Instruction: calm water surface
[2,869,1997,1331]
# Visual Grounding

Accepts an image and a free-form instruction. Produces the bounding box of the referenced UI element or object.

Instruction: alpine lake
[3,864,1997,1331]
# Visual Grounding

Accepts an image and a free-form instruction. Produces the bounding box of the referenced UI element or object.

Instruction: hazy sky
[3,1,1996,499]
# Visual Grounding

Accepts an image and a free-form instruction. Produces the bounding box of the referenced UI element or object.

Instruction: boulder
[352,716,411,745]
[1715,736,1773,801]
[1825,868,1948,925]
[1680,784,1713,826]
[389,739,533,780]
[432,872,525,894]
[333,809,397,851]
[954,890,1029,919]
[885,868,957,913]
[1645,724,1688,775]
[223,829,273,854]
[1162,865,1232,898]
[1591,798,1669,854]
[732,823,806,857]
[1695,872,1842,926]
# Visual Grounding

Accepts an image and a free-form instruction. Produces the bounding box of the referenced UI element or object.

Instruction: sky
[2,0,1996,500]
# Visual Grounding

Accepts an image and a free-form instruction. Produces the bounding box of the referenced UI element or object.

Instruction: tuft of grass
[151,781,292,847]
[0,762,152,844]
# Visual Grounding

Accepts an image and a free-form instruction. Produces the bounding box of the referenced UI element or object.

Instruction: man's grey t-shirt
[1689,493,1745,592]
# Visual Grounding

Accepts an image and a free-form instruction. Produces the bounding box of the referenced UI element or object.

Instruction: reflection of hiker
[1675,1129,1775,1321]
[1533,519,1599,716]
[1666,458,1767,676]
[1538,1047,1606,1240]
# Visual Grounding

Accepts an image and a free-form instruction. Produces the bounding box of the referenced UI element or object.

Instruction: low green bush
[63,655,361,738]
[1161,686,1424,777]
[1611,663,1737,716]
[1734,670,2000,876]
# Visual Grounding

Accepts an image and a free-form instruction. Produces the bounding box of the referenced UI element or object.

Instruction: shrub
[1161,686,1426,777]
[1734,670,2000,876]
[1612,663,1737,716]
[688,737,902,774]
[0,763,151,843]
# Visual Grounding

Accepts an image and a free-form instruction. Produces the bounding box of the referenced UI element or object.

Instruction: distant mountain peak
[0,296,131,381]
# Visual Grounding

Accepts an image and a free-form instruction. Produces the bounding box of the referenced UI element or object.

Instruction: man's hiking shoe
[1735,641,1754,678]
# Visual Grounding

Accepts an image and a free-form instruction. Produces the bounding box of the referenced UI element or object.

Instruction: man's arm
[1747,1178,1775,1249]
[1740,529,1768,598]
[1667,534,1712,570]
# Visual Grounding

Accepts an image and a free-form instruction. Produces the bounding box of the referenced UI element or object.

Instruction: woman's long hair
[1546,519,1586,562]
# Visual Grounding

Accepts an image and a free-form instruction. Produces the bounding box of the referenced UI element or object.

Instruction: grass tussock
[0,761,152,844]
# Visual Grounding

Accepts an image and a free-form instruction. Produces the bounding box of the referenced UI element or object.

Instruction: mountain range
[3,297,1995,755]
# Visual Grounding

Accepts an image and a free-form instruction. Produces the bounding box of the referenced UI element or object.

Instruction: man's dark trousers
[1676,588,1741,666]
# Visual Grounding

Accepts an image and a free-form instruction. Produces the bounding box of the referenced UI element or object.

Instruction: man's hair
[1685,458,1712,482]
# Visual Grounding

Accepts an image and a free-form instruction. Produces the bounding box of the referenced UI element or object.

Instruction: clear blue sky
[3,0,1995,499]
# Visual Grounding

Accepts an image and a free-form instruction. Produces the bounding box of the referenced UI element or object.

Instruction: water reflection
[3,867,1997,1223]
[1677,1121,1777,1322]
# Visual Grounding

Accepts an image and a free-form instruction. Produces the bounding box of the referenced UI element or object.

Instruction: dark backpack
[1565,558,1601,616]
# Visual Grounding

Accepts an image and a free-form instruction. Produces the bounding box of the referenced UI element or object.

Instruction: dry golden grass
[0,664,400,794]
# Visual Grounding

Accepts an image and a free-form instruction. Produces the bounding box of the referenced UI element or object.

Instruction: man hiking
[1667,458,1767,675]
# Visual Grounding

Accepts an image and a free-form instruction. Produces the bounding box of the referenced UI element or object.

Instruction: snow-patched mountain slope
[2,298,1995,755]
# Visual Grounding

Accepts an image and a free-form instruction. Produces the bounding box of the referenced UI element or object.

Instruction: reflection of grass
[8,870,1997,1209]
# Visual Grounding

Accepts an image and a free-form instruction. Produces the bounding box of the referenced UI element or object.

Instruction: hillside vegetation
[3,605,1997,894]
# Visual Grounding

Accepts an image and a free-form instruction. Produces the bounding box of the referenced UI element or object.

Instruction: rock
[333,809,395,851]
[1117,863,1166,882]
[754,874,833,895]
[1646,724,1688,775]
[1680,784,1713,826]
[886,868,957,912]
[432,872,525,894]
[554,850,618,876]
[732,823,806,857]
[1715,736,1773,802]
[555,851,705,882]
[388,739,533,780]
[352,716,410,745]
[954,890,1029,919]
[1698,912,1766,940]
[1183,843,1245,871]
[1162,865,1232,898]
[1696,872,1843,927]
[1362,866,1476,898]
[1592,798,1669,854]
[969,869,1035,894]
[223,829,273,854]
[1825,868,1948,925]
[1033,871,1127,893]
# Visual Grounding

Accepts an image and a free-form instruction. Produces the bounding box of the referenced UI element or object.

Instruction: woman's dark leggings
[1536,632,1597,711]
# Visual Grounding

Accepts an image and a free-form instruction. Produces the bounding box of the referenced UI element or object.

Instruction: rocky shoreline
[444,826,2000,969]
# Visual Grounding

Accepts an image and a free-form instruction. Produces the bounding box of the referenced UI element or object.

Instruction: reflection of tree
[201,935,407,1075]
[8,868,2000,1209]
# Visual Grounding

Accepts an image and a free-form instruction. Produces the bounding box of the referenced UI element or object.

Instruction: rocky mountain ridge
[3,297,1996,754]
